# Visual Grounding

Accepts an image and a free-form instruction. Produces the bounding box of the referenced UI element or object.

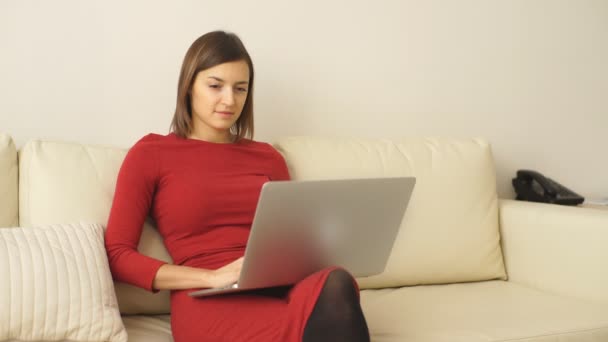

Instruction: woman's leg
[170,288,288,342]
[302,269,370,342]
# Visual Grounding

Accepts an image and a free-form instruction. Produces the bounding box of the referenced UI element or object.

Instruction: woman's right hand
[207,257,244,288]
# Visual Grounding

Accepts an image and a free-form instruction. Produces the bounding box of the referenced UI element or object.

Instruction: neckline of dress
[169,132,246,146]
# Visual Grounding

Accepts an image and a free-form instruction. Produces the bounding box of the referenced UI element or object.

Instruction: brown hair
[170,31,255,141]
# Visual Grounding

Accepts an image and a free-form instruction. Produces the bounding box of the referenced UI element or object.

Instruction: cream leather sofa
[1,132,608,342]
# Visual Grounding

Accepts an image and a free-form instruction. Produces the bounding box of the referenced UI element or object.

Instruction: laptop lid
[237,177,416,289]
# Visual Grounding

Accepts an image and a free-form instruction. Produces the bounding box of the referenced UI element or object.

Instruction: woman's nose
[222,89,235,106]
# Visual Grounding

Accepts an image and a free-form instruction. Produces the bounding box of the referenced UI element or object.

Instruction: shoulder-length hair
[170,31,254,141]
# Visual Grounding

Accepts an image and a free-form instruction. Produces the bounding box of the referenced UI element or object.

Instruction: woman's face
[189,60,250,142]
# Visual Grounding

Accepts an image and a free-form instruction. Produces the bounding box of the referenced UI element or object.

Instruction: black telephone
[512,170,584,205]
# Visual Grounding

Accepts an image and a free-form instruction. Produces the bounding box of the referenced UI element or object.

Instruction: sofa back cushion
[18,139,172,314]
[273,137,506,288]
[0,133,18,228]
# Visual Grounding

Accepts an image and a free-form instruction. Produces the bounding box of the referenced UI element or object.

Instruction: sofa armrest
[499,199,608,303]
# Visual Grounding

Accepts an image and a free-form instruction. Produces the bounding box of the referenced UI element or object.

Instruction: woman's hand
[208,257,244,288]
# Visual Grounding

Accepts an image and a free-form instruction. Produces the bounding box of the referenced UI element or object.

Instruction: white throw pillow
[0,222,127,342]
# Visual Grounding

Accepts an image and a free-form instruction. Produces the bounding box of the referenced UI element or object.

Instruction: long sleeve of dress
[266,144,291,181]
[105,135,167,292]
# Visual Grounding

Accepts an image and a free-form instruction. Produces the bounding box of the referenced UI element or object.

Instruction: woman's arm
[105,136,168,292]
[152,257,243,290]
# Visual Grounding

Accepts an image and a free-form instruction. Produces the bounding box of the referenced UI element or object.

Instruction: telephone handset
[512,169,584,205]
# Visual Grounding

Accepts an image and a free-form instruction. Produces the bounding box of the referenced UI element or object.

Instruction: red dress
[105,133,347,342]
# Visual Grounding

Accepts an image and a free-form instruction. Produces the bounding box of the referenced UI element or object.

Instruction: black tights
[303,269,370,342]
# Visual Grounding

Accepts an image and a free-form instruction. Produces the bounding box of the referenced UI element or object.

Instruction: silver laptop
[188,177,416,297]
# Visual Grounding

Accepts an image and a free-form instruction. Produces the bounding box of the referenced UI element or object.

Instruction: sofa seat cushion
[361,280,608,342]
[122,315,172,342]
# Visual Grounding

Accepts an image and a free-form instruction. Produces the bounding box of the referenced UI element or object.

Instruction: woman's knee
[321,269,359,301]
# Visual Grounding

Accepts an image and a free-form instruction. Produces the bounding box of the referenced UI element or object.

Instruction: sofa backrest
[17,135,507,314]
[18,139,172,315]
[0,133,18,228]
[274,136,506,289]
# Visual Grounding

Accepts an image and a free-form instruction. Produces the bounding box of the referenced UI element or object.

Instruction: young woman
[105,30,370,342]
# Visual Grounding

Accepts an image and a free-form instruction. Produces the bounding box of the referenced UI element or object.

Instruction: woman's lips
[216,111,234,116]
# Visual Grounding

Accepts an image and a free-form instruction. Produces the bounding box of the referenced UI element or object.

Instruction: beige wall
[1,0,607,200]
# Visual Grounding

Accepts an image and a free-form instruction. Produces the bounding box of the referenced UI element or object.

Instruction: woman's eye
[238,88,248,93]
[209,84,220,89]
